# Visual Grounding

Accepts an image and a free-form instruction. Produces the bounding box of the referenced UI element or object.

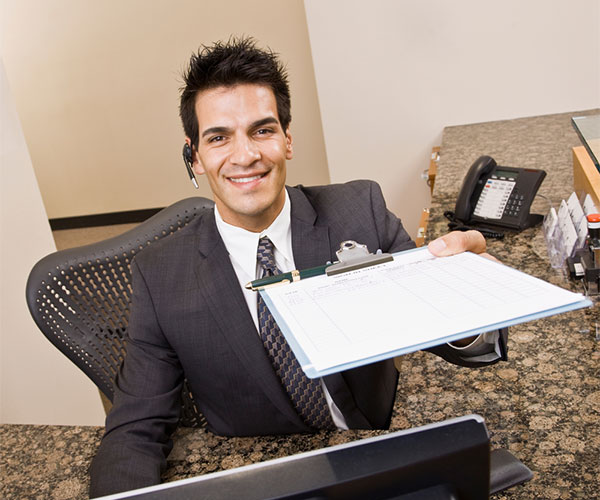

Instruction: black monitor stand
[102,415,531,500]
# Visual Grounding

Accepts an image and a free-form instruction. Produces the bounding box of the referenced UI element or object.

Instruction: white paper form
[260,248,591,378]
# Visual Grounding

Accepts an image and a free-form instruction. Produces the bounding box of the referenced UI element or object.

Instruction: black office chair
[26,196,214,427]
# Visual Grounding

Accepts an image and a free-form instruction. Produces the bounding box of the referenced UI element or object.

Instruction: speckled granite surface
[426,108,600,499]
[3,110,600,499]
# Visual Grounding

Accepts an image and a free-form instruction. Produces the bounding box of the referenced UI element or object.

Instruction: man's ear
[185,137,205,175]
[285,129,293,160]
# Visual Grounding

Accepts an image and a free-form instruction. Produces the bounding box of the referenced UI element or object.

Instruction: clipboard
[256,242,592,378]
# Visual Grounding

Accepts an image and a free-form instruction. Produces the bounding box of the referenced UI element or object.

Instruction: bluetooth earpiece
[182,143,199,189]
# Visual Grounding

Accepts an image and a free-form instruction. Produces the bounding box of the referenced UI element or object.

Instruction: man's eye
[256,128,273,136]
[209,135,225,143]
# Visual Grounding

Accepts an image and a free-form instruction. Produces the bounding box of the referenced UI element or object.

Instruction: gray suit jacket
[89,180,507,497]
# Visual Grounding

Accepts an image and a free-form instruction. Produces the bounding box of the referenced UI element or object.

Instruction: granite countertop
[3,109,600,500]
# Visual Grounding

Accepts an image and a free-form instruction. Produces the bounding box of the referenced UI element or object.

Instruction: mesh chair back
[26,197,214,427]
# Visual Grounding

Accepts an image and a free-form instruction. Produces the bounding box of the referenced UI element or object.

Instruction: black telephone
[447,156,546,234]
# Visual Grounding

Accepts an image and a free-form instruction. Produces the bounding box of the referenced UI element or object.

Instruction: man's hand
[427,230,498,262]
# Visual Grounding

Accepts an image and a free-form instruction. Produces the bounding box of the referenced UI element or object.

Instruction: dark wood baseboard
[49,207,164,230]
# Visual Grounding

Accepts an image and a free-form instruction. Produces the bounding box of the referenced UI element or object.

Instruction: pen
[246,264,329,290]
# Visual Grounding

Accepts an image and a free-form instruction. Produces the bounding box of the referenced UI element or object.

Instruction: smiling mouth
[229,173,266,184]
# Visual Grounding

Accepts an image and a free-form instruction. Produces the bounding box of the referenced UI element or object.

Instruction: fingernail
[428,238,447,254]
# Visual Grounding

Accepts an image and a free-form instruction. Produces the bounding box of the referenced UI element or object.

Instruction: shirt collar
[214,190,293,277]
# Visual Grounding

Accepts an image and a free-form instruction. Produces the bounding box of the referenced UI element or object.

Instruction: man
[89,37,506,497]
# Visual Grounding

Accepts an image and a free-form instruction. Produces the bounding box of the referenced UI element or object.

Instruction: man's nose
[230,136,260,166]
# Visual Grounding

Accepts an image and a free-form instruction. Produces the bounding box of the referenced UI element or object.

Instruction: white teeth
[229,174,263,183]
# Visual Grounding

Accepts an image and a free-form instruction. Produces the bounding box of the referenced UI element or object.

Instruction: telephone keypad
[504,189,523,217]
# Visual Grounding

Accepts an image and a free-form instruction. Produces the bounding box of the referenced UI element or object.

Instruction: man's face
[190,84,293,232]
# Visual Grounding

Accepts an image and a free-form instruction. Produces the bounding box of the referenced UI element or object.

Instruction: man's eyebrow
[251,117,280,129]
[201,126,230,139]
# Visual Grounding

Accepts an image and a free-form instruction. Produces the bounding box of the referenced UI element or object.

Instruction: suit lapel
[192,211,304,427]
[288,186,331,269]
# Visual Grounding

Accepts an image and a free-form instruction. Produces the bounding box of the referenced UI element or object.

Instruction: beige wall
[305,0,600,237]
[1,59,105,425]
[1,0,329,219]
[1,0,328,425]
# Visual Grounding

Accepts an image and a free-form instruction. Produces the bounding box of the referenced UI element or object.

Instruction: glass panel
[572,114,600,170]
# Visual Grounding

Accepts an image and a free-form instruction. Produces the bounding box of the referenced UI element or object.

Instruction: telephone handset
[448,155,546,232]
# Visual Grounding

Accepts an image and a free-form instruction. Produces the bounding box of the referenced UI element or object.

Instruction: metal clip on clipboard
[326,241,393,276]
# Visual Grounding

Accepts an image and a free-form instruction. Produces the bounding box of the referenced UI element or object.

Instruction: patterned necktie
[256,236,334,429]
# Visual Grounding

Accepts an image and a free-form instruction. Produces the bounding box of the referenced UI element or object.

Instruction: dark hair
[180,37,291,148]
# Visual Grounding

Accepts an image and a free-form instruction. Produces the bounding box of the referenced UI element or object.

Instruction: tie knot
[257,237,280,276]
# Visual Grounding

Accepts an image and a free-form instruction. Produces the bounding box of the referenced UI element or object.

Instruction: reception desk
[3,109,599,500]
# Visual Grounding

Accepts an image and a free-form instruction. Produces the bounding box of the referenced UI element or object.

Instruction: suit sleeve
[366,180,508,368]
[89,259,183,498]
[426,328,508,367]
